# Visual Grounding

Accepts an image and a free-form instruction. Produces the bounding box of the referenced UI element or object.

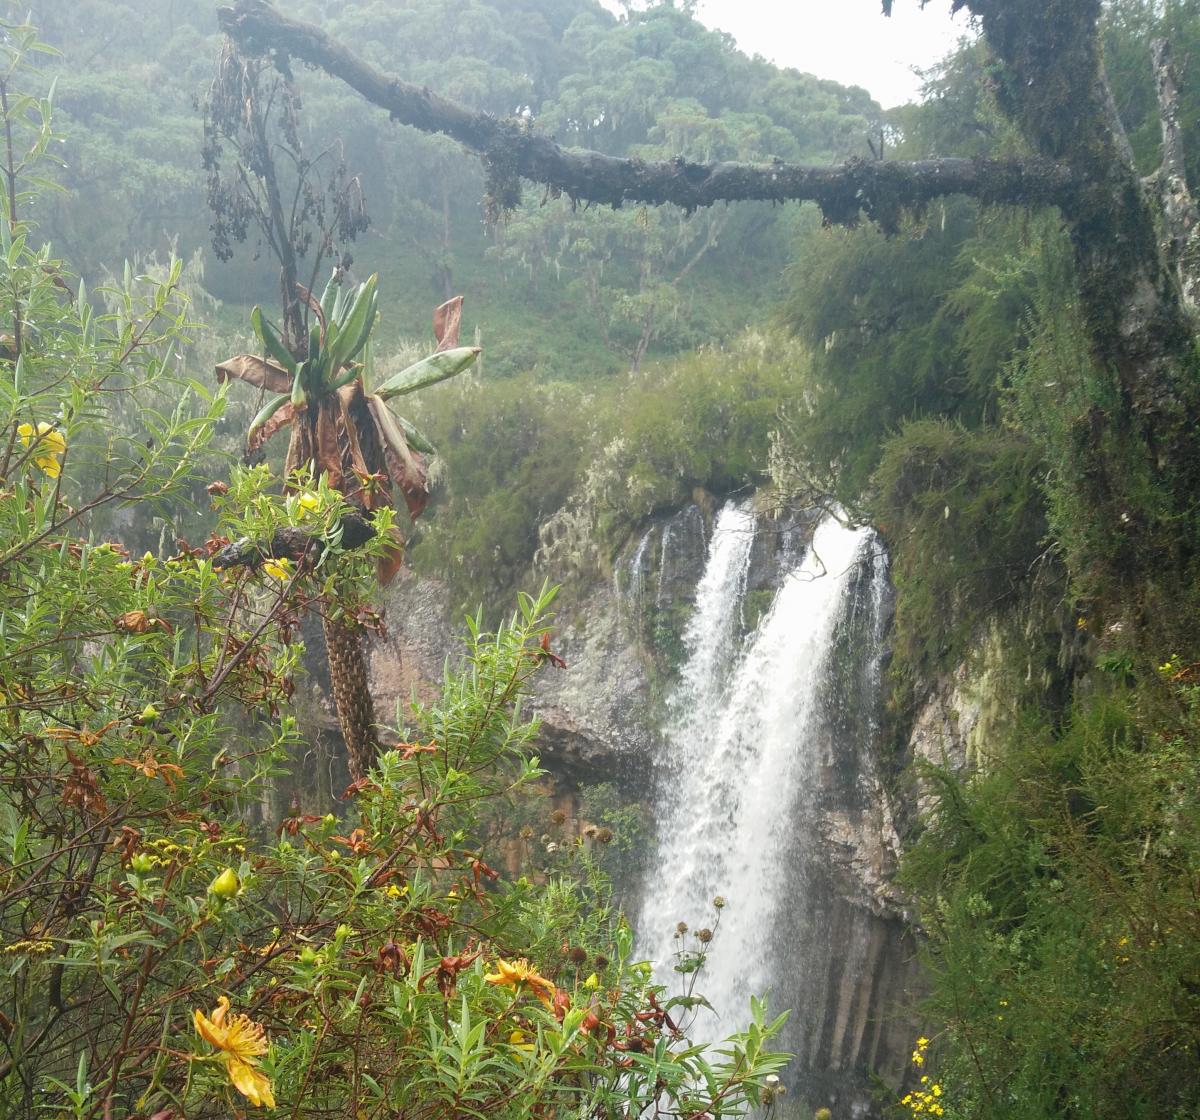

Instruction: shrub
[901,671,1200,1120]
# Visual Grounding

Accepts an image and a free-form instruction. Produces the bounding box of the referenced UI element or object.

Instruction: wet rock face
[779,545,927,1115]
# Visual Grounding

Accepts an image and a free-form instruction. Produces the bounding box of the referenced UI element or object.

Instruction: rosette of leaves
[217,278,479,577]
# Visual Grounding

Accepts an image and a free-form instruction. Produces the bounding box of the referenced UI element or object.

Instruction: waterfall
[626,527,654,611]
[636,506,883,1051]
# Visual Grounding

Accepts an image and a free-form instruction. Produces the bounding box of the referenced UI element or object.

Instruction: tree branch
[212,512,376,571]
[216,0,1075,228]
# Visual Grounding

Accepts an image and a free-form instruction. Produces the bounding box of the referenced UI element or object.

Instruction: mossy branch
[212,511,376,570]
[215,0,1075,229]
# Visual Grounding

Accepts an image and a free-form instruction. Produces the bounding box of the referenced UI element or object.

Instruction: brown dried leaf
[314,401,343,491]
[284,421,313,485]
[296,282,326,336]
[247,401,299,455]
[366,396,429,520]
[433,296,464,352]
[215,355,294,395]
[376,525,406,586]
[334,382,390,510]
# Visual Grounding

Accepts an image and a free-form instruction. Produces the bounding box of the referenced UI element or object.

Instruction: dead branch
[212,511,376,570]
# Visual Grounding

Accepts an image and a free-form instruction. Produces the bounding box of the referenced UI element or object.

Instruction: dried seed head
[568,946,588,964]
[595,827,613,844]
[697,928,713,944]
[713,896,726,910]
[675,921,688,935]
[550,809,568,826]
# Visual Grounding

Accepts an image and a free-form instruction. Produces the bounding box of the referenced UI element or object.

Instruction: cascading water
[636,504,888,1079]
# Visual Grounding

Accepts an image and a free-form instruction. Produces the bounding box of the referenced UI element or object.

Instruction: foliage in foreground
[900,661,1200,1120]
[0,38,787,1118]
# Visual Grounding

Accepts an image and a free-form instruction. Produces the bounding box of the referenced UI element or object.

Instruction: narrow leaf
[247,396,298,454]
[374,347,481,401]
[367,395,429,520]
[251,306,297,374]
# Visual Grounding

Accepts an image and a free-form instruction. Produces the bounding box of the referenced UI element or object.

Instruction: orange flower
[112,750,184,788]
[484,958,557,1008]
[193,995,275,1108]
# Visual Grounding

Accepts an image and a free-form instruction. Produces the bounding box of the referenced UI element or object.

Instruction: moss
[871,419,1056,711]
[741,588,775,634]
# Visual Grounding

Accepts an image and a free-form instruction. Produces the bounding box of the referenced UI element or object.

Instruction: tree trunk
[322,613,379,782]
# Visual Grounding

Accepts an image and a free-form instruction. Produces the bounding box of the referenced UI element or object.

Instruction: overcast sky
[606,1,975,108]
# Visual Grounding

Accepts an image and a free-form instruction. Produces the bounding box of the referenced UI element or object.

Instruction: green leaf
[248,391,294,441]
[374,347,481,401]
[393,412,437,455]
[251,306,297,374]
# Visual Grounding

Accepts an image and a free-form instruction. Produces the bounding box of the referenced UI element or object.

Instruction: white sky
[604,1,975,108]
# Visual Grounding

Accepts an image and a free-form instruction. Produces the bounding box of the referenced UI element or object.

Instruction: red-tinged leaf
[539,632,568,670]
[215,354,293,394]
[376,525,406,586]
[340,776,380,799]
[433,295,464,352]
[248,401,298,454]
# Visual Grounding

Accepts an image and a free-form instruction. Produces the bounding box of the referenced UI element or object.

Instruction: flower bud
[209,867,239,899]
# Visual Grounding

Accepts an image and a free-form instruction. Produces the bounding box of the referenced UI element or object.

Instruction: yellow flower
[484,958,557,1008]
[3,938,54,955]
[583,972,599,990]
[297,491,321,512]
[508,1028,535,1052]
[262,556,293,581]
[17,421,65,478]
[193,996,275,1108]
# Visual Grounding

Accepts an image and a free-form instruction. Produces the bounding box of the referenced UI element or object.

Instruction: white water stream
[636,504,879,1043]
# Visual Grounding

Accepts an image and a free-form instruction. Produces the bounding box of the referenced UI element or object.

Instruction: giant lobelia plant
[204,42,478,777]
[217,279,480,778]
